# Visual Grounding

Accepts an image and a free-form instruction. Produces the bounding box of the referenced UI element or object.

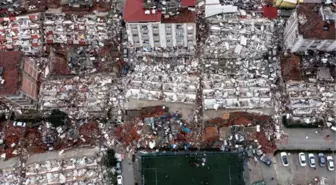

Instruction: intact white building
[123,0,196,49]
[284,4,336,53]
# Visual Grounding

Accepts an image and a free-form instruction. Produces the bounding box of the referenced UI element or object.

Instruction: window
[153,33,159,37]
[176,24,183,29]
[165,25,172,30]
[141,25,148,30]
[152,25,158,30]
[143,32,148,36]
[166,39,171,43]
[167,33,172,36]
[131,25,137,30]
[132,34,138,37]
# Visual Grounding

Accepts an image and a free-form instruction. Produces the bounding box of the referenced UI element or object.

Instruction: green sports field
[141,152,245,185]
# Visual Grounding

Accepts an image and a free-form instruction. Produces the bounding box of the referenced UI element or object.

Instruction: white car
[280,152,289,166]
[299,153,306,167]
[117,175,123,185]
[327,156,334,171]
[308,153,316,168]
[13,121,26,127]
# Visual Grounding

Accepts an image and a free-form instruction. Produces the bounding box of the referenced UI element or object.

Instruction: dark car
[318,153,326,167]
[260,155,272,166]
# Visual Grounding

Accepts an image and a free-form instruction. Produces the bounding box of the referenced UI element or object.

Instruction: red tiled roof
[298,4,336,40]
[181,0,196,7]
[161,8,196,23]
[0,51,22,96]
[262,6,278,19]
[123,0,162,22]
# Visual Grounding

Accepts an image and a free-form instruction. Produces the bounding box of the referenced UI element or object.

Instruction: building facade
[284,4,336,53]
[0,51,39,109]
[123,0,196,49]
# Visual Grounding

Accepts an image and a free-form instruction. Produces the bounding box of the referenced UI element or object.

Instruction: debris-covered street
[0,0,335,184]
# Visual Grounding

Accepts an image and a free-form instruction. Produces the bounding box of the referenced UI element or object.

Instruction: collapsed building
[123,0,197,55]
[25,154,102,185]
[281,53,336,124]
[0,51,40,110]
[44,8,111,46]
[39,74,124,119]
[202,0,281,111]
[125,57,199,104]
[0,13,43,55]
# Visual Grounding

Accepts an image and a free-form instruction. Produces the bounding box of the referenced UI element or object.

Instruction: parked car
[327,156,334,171]
[308,153,316,168]
[299,152,306,167]
[259,155,272,166]
[117,175,123,185]
[123,48,128,59]
[116,162,122,174]
[318,153,326,167]
[13,121,26,127]
[280,152,289,166]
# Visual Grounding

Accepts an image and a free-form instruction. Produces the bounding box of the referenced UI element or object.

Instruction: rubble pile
[204,112,276,153]
[285,81,336,123]
[0,169,19,185]
[0,0,46,17]
[1,121,25,159]
[115,106,199,150]
[204,11,276,59]
[201,7,283,110]
[0,13,43,55]
[125,59,200,104]
[43,9,110,46]
[39,74,122,119]
[202,59,277,110]
[24,156,103,185]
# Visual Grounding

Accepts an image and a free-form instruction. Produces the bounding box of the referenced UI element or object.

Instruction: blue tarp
[181,126,191,133]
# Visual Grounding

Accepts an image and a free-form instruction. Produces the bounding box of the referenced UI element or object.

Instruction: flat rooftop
[141,152,245,185]
[297,4,336,40]
[123,0,196,23]
[0,51,22,96]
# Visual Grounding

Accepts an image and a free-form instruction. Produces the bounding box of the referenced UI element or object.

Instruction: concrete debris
[24,151,103,185]
[114,106,199,150]
[0,13,43,55]
[125,58,199,104]
[39,74,124,119]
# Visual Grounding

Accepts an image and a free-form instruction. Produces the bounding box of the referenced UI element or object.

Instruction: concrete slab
[0,157,19,170]
[26,147,99,164]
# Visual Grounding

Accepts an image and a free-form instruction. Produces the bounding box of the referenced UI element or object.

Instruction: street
[277,127,336,150]
[273,152,336,185]
[122,156,135,185]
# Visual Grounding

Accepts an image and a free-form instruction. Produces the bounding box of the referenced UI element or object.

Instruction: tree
[101,149,117,168]
[47,109,68,128]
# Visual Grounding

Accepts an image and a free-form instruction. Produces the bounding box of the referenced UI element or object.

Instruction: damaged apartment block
[281,4,336,125]
[0,13,43,55]
[202,0,281,110]
[0,51,39,110]
[284,4,336,53]
[123,0,197,55]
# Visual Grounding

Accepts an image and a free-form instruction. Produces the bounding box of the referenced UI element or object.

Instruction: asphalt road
[122,156,135,185]
[274,152,336,185]
[277,127,336,151]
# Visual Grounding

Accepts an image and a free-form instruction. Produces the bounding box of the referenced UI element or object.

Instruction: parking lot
[274,152,336,185]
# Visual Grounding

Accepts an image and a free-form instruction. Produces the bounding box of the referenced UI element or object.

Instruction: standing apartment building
[123,0,196,49]
[284,4,336,53]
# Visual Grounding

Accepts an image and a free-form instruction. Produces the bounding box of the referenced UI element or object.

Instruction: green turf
[141,152,245,185]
